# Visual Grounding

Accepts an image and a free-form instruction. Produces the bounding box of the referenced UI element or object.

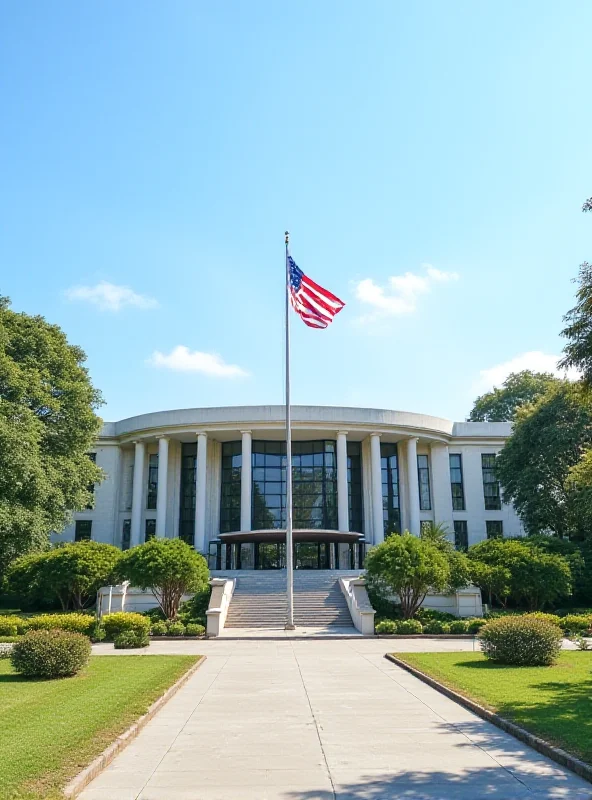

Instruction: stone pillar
[130,440,145,548]
[430,443,454,535]
[370,433,383,545]
[406,437,421,536]
[240,430,252,532]
[336,430,349,532]
[155,436,169,538]
[194,432,208,553]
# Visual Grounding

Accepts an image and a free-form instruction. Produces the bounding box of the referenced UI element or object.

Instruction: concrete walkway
[81,640,592,799]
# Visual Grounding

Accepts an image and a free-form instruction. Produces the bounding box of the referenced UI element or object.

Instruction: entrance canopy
[219,528,363,544]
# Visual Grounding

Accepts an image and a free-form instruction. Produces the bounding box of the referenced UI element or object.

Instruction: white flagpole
[285,230,295,630]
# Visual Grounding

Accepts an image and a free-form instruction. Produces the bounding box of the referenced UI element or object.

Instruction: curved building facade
[56,405,524,569]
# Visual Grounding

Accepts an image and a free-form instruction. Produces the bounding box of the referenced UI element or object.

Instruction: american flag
[288,256,345,329]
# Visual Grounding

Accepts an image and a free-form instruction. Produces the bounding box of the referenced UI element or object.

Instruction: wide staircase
[223,570,355,629]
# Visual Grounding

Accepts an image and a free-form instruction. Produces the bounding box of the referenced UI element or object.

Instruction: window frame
[486,520,504,539]
[449,453,465,511]
[147,453,158,510]
[417,454,431,511]
[453,520,468,551]
[74,520,92,542]
[481,453,502,511]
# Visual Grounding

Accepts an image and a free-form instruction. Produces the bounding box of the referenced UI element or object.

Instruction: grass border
[385,653,592,784]
[62,655,206,798]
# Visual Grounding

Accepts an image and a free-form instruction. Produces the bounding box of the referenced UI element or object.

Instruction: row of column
[129,431,454,551]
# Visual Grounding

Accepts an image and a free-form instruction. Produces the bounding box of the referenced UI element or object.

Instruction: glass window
[145,519,156,542]
[347,441,364,533]
[122,519,131,550]
[75,520,92,541]
[454,520,468,551]
[449,454,465,511]
[251,440,338,531]
[85,452,97,509]
[178,443,196,545]
[417,454,431,511]
[482,453,501,510]
[486,520,503,539]
[220,441,242,533]
[381,443,400,537]
[147,454,158,510]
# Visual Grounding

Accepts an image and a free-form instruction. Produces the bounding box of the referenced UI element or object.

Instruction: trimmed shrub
[26,613,95,637]
[423,620,450,635]
[466,618,487,634]
[397,619,423,635]
[525,612,562,627]
[0,619,18,637]
[375,619,397,634]
[559,614,592,635]
[449,620,469,634]
[0,636,20,644]
[166,621,186,637]
[185,623,205,637]
[0,615,29,636]
[150,621,168,636]
[114,631,150,649]
[416,608,456,623]
[479,616,562,666]
[11,629,91,677]
[102,612,150,640]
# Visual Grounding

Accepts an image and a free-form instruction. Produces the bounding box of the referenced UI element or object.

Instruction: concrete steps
[223,570,356,629]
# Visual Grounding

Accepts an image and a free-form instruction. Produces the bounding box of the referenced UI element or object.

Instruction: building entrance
[208,539,365,571]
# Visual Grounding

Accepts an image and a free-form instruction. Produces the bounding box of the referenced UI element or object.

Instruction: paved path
[81,640,592,799]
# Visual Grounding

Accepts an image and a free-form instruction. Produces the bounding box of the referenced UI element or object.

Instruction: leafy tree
[0,296,103,577]
[559,261,592,385]
[496,382,592,537]
[468,538,572,610]
[365,532,456,619]
[468,370,559,422]
[8,541,121,610]
[419,521,472,591]
[118,538,209,620]
[524,534,591,604]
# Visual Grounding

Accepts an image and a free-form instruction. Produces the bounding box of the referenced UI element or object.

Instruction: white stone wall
[54,405,524,550]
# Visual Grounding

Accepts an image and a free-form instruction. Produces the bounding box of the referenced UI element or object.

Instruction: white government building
[57,405,524,573]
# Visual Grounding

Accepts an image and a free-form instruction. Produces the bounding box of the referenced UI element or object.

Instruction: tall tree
[496,383,592,538]
[0,296,103,576]
[467,370,559,422]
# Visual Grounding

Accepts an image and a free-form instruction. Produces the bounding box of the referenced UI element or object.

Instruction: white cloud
[473,351,580,394]
[65,281,158,312]
[147,346,249,378]
[353,263,459,323]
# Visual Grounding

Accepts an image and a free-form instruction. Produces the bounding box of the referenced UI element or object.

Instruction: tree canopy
[495,382,592,538]
[0,296,103,577]
[467,370,560,422]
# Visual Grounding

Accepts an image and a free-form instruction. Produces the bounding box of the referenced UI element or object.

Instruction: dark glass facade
[381,443,400,537]
[481,454,501,510]
[449,454,465,511]
[220,441,242,533]
[75,520,92,541]
[417,454,431,511]
[179,442,196,545]
[486,520,503,539]
[147,454,158,510]
[454,520,468,550]
[347,442,364,533]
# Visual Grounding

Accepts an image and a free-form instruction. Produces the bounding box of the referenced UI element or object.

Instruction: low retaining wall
[97,583,192,615]
[340,577,375,634]
[206,578,236,637]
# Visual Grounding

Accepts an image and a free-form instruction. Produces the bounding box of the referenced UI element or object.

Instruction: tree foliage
[118,538,209,620]
[468,538,572,610]
[364,533,462,619]
[0,296,103,576]
[495,383,592,538]
[7,541,121,610]
[559,261,592,386]
[467,370,559,422]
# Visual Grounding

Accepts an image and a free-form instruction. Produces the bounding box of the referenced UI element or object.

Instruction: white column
[336,430,349,532]
[406,437,421,536]
[130,440,145,548]
[430,443,454,535]
[194,432,208,552]
[240,430,252,532]
[155,436,169,538]
[370,433,383,544]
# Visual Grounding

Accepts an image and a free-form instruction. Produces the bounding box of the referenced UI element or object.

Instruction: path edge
[385,653,592,784]
[63,654,206,798]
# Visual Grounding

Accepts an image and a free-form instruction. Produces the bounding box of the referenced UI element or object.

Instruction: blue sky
[1,1,590,423]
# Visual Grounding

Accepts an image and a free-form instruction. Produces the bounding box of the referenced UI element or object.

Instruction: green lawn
[0,654,199,800]
[395,652,592,764]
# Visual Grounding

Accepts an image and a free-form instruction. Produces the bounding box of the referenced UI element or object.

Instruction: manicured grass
[0,654,199,800]
[395,651,592,764]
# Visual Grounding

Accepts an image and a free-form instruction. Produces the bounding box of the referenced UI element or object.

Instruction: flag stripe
[288,255,344,330]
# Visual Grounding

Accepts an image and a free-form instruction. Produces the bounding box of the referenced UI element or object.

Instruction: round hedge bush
[375,619,397,634]
[166,621,186,637]
[397,619,423,634]
[102,612,150,640]
[559,614,592,635]
[479,616,563,666]
[466,618,487,634]
[10,630,91,678]
[448,620,468,634]
[114,631,150,649]
[524,612,562,628]
[185,623,205,637]
[26,613,95,637]
[423,620,450,635]
[150,621,168,636]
